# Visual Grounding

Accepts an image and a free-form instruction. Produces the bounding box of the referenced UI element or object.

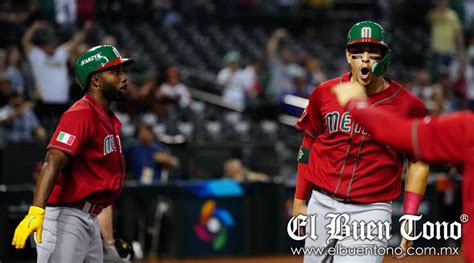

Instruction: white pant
[36,207,103,263]
[304,190,392,263]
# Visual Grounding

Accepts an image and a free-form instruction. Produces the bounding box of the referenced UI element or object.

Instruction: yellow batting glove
[12,206,45,249]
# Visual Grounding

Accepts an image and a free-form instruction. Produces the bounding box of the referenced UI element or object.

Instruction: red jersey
[347,103,474,262]
[46,94,125,207]
[295,72,427,203]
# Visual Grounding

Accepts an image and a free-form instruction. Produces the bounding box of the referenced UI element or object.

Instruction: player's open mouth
[360,67,370,80]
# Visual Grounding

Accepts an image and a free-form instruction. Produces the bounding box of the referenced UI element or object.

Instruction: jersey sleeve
[294,88,324,138]
[47,109,95,157]
[415,112,468,164]
[347,100,467,165]
[406,96,429,161]
[408,96,429,118]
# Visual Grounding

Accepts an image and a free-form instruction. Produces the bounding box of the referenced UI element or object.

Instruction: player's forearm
[346,100,415,154]
[98,205,114,245]
[405,161,430,195]
[403,162,430,215]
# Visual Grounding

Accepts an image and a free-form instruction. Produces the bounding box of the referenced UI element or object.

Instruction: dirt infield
[144,255,464,263]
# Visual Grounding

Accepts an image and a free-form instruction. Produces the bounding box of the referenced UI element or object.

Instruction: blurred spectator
[466,0,474,28]
[0,92,46,144]
[217,51,246,105]
[411,68,435,101]
[304,56,327,92]
[101,34,117,47]
[408,68,450,115]
[22,20,91,120]
[151,0,183,27]
[126,123,179,184]
[427,0,464,81]
[0,0,41,46]
[279,64,308,117]
[0,50,15,93]
[0,0,39,24]
[305,0,333,9]
[54,0,77,32]
[6,46,27,95]
[277,0,301,15]
[452,36,474,110]
[76,0,95,23]
[190,0,215,23]
[429,85,448,115]
[224,158,269,182]
[465,38,474,110]
[240,56,265,110]
[0,73,12,107]
[122,73,158,117]
[123,123,178,256]
[157,67,191,109]
[266,28,297,103]
[432,71,458,114]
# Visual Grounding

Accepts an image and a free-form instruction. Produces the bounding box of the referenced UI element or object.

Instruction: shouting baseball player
[11,45,133,262]
[332,81,474,262]
[292,21,430,262]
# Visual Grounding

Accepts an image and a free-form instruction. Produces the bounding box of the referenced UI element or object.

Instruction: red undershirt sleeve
[346,99,414,154]
[346,99,468,164]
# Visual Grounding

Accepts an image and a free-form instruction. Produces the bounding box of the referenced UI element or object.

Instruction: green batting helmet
[75,45,133,90]
[346,21,391,76]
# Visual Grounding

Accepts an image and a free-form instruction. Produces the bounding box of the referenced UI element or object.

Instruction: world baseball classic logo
[194,200,234,251]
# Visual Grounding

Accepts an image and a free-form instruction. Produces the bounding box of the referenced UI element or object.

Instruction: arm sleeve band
[403,191,423,215]
[295,135,315,200]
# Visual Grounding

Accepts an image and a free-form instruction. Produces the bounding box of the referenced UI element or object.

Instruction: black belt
[312,185,358,204]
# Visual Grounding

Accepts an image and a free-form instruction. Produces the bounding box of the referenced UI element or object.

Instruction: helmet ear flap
[371,49,392,76]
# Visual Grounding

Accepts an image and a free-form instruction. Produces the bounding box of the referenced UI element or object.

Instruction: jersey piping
[338,84,401,199]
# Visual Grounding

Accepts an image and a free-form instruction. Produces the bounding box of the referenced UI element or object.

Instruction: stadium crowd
[0,0,473,184]
[1,0,473,258]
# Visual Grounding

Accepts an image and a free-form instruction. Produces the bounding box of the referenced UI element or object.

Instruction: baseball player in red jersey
[333,82,474,262]
[11,45,133,262]
[292,21,430,262]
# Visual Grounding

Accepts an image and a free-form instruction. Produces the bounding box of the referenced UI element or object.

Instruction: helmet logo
[80,54,109,66]
[361,27,372,38]
[81,54,101,66]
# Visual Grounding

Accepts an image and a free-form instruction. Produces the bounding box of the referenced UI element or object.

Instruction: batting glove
[12,206,45,249]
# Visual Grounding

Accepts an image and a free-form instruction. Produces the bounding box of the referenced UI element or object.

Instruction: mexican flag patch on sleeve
[56,131,76,146]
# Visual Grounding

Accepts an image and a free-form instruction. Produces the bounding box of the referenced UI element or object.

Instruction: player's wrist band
[403,191,423,215]
[297,147,310,163]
